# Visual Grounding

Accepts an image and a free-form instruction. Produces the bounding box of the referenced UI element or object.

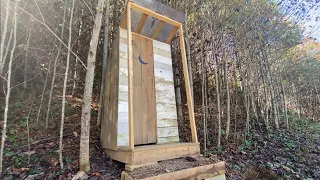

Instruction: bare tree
[60,0,75,169]
[97,0,111,127]
[79,0,105,172]
[45,0,67,129]
[0,0,10,76]
[0,0,17,174]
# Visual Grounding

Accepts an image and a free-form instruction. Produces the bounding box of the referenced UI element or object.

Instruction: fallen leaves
[23,151,36,156]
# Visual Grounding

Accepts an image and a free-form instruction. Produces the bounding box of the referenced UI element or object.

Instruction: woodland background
[0,0,320,179]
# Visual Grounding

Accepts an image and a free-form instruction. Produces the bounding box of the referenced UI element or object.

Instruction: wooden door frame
[126,2,198,150]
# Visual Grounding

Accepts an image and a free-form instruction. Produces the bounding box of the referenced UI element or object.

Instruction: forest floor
[1,96,319,180]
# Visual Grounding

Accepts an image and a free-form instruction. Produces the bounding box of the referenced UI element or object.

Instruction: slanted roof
[120,0,186,44]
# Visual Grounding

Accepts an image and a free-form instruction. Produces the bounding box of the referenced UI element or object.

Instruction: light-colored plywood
[152,21,164,39]
[136,13,148,33]
[178,25,198,143]
[165,26,178,44]
[129,2,181,27]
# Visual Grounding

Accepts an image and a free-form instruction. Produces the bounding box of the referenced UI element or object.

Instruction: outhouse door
[132,34,157,145]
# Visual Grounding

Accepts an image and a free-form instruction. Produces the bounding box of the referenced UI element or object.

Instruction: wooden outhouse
[101,0,200,166]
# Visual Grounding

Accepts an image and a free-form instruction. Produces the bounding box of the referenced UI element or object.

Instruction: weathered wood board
[116,28,179,146]
[101,30,120,150]
[121,161,226,180]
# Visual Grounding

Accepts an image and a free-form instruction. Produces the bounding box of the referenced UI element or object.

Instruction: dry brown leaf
[23,151,36,156]
[92,172,101,176]
[73,131,78,138]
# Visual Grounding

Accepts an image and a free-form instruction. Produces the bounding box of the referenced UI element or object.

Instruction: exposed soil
[128,155,219,179]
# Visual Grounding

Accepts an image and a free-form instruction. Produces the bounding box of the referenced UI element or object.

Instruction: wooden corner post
[178,24,198,143]
[127,2,134,149]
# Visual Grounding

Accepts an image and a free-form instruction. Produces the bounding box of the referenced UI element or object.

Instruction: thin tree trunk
[184,7,193,100]
[201,33,207,154]
[0,0,10,76]
[210,24,221,149]
[263,48,279,129]
[45,0,67,129]
[26,96,35,164]
[224,51,231,141]
[97,0,110,127]
[36,49,53,123]
[60,0,75,169]
[281,79,289,128]
[0,0,17,173]
[79,0,105,172]
[2,30,13,74]
[24,32,30,90]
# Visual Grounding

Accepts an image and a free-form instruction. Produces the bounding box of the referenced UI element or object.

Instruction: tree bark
[0,0,10,76]
[201,33,207,154]
[0,0,17,174]
[60,0,75,170]
[79,0,105,172]
[97,0,110,127]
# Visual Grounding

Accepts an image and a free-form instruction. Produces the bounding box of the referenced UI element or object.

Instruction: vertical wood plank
[152,21,165,39]
[132,35,143,145]
[145,38,157,143]
[141,37,149,144]
[136,13,148,34]
[178,25,198,143]
[165,26,178,44]
[127,3,134,149]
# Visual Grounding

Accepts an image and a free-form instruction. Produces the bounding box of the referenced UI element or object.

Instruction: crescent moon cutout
[138,55,148,65]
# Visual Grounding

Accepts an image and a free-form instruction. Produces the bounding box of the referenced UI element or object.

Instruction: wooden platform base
[104,143,200,165]
[121,161,226,180]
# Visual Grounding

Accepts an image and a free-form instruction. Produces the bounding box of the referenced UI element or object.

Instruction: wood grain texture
[129,2,181,27]
[136,13,148,33]
[144,38,157,144]
[106,143,200,166]
[152,21,164,39]
[132,35,143,145]
[127,3,135,149]
[165,26,178,44]
[153,40,179,143]
[179,25,198,143]
[101,28,120,151]
[142,161,226,180]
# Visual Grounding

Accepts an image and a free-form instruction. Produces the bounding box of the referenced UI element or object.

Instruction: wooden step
[104,143,200,165]
[121,161,226,180]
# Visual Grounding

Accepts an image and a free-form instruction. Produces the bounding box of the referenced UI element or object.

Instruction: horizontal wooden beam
[130,2,181,27]
[165,26,178,44]
[152,21,164,39]
[136,13,148,33]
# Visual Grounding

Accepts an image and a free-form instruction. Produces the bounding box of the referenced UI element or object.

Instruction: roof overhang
[120,0,186,44]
